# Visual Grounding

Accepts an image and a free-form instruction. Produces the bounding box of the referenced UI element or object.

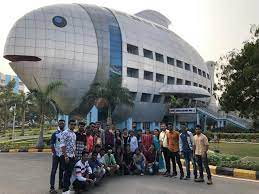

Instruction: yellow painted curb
[28,148,38,152]
[209,165,217,175]
[233,168,256,180]
[9,149,19,152]
[42,149,52,153]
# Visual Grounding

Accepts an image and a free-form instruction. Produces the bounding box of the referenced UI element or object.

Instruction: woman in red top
[141,128,153,157]
[86,129,94,153]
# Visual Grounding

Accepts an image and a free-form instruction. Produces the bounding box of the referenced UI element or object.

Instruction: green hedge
[204,132,259,142]
[0,137,51,150]
[207,152,259,171]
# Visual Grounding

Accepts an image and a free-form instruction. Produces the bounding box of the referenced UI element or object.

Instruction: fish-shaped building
[3,4,250,129]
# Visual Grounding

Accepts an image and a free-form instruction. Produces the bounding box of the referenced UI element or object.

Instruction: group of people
[49,119,212,194]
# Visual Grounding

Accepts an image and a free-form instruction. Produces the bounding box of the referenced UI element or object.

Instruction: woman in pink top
[142,128,153,157]
[86,130,94,153]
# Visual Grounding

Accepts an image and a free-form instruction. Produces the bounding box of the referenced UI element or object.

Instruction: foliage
[215,25,259,126]
[208,151,259,171]
[210,132,259,141]
[30,80,63,148]
[84,76,134,124]
[0,79,18,134]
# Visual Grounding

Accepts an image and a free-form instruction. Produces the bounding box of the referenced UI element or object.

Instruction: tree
[215,25,259,127]
[0,79,17,134]
[169,96,184,128]
[84,77,134,124]
[16,91,33,136]
[31,81,63,148]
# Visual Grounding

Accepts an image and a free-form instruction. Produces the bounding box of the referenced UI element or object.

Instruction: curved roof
[159,85,211,98]
[135,10,171,28]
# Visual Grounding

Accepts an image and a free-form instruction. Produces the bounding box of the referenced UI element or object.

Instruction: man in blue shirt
[179,126,197,180]
[49,119,65,194]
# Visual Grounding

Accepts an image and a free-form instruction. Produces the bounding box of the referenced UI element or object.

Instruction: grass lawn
[210,142,259,157]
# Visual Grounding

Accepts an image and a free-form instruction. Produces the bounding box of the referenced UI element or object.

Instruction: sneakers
[194,178,205,182]
[207,179,213,185]
[184,176,190,180]
[163,172,170,177]
[49,189,57,194]
[140,173,144,176]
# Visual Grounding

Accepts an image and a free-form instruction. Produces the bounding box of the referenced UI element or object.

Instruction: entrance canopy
[159,85,211,98]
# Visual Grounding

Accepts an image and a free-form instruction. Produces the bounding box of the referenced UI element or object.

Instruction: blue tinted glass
[54,16,63,23]
[52,16,67,28]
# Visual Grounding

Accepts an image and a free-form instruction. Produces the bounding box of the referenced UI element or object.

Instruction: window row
[127,43,211,80]
[127,68,211,93]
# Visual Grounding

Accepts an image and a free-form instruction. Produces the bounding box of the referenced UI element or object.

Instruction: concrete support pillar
[196,113,200,125]
[204,115,207,131]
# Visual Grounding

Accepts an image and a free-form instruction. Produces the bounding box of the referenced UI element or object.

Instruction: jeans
[135,161,145,173]
[162,147,170,173]
[196,154,212,180]
[183,151,197,178]
[50,155,65,189]
[168,150,184,176]
[62,157,76,192]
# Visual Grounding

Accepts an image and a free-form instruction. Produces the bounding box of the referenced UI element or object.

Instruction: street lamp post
[12,104,16,142]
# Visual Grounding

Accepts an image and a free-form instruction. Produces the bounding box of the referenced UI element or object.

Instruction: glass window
[156,73,164,83]
[167,57,175,65]
[141,93,151,102]
[193,66,197,73]
[185,80,191,85]
[127,44,139,55]
[127,67,139,78]
[199,84,203,88]
[52,16,67,28]
[208,88,211,93]
[143,49,153,59]
[198,69,202,75]
[185,63,191,71]
[155,52,164,62]
[202,71,206,78]
[144,71,153,81]
[176,78,183,85]
[193,82,198,87]
[207,73,210,80]
[152,95,162,103]
[167,76,175,85]
[176,60,183,68]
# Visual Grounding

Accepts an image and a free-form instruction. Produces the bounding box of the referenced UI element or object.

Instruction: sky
[0,0,259,75]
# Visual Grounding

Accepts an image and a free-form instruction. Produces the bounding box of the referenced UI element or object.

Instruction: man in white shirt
[159,122,170,176]
[71,151,94,194]
[129,130,138,153]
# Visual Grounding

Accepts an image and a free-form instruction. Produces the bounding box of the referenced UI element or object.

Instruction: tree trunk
[36,113,45,149]
[21,109,25,136]
[107,104,112,125]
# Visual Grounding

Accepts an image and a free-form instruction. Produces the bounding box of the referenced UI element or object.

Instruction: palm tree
[16,91,33,136]
[0,79,17,135]
[84,77,134,125]
[169,96,184,129]
[31,81,63,148]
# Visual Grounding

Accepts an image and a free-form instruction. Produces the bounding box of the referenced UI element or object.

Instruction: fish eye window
[52,16,67,28]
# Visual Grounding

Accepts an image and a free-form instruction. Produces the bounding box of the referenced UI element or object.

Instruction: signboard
[169,108,196,114]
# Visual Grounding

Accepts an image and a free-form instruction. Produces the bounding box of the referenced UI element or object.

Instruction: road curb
[180,159,258,180]
[0,148,52,153]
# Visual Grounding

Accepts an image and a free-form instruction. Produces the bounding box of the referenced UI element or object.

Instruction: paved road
[0,153,258,194]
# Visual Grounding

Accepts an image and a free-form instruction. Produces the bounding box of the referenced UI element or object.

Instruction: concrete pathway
[0,153,258,194]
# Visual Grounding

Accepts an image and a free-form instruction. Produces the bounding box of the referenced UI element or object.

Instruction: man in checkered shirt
[75,121,87,161]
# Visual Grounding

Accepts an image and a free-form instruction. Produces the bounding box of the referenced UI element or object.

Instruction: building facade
[0,72,25,93]
[3,4,250,130]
